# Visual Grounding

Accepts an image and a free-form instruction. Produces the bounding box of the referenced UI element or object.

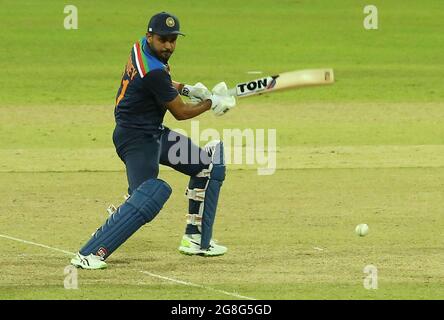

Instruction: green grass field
[1,0,443,300]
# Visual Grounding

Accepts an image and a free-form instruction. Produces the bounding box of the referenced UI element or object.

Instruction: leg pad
[79,179,171,259]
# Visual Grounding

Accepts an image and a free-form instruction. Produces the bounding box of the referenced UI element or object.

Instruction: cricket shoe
[70,253,107,270]
[178,234,227,256]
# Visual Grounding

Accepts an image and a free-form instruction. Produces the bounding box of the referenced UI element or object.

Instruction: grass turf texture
[0,0,443,299]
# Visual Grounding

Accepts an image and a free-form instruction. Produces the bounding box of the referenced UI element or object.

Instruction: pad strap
[195,165,212,178]
[186,213,202,226]
[185,188,206,201]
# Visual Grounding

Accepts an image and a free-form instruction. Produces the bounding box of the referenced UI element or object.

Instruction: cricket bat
[227,68,334,98]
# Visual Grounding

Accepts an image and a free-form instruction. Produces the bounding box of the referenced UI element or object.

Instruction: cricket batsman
[71,12,236,269]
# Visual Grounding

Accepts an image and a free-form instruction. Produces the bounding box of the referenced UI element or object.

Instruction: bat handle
[227,87,237,97]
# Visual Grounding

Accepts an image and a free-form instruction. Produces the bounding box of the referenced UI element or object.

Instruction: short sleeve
[142,69,178,104]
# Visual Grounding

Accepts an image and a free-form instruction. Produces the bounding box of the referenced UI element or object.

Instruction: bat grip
[227,87,237,97]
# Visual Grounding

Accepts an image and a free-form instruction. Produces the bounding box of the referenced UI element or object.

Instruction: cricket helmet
[147,12,185,36]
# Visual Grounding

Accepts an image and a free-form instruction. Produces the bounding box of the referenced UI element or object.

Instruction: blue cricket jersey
[114,37,178,133]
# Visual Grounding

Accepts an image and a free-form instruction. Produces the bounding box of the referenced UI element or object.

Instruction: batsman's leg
[71,178,171,269]
[71,126,169,269]
[181,140,227,256]
[159,129,227,256]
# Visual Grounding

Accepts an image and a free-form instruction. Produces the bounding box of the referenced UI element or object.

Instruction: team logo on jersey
[166,17,175,27]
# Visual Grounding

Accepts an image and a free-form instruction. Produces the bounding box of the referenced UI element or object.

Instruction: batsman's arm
[172,80,185,95]
[166,95,211,121]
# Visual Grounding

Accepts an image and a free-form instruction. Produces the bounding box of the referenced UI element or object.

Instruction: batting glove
[210,82,236,116]
[181,82,212,102]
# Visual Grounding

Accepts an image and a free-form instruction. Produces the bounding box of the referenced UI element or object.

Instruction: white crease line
[0,233,256,300]
[0,234,75,256]
[140,271,257,300]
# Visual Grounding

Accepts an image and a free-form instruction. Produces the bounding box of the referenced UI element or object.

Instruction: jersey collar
[141,37,169,67]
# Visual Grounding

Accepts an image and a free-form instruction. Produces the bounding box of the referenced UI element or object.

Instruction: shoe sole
[71,261,107,270]
[178,247,226,257]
